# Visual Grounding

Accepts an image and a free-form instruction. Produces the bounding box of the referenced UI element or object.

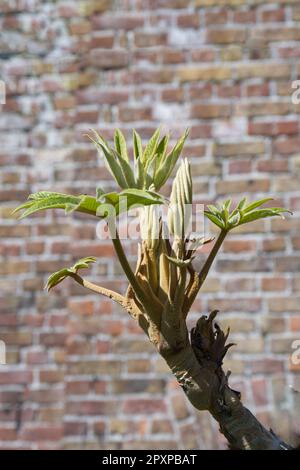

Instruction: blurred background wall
[0,0,300,449]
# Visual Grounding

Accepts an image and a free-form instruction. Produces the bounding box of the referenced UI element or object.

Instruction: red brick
[92,14,144,31]
[122,399,166,414]
[261,9,285,22]
[290,317,300,332]
[64,422,87,437]
[87,49,129,68]
[223,239,256,253]
[177,13,200,28]
[234,10,256,23]
[261,277,287,291]
[67,299,94,316]
[77,89,129,105]
[0,428,17,441]
[1,0,299,451]
[134,32,167,47]
[207,28,246,44]
[66,400,118,415]
[20,426,63,441]
[0,371,32,385]
[205,9,228,25]
[26,351,48,365]
[274,137,300,155]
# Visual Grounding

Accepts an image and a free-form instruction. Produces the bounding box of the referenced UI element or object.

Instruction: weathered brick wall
[0,0,300,449]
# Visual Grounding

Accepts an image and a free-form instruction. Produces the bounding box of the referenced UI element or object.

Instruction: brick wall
[0,0,300,449]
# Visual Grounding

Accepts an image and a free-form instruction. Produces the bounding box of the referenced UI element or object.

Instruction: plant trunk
[159,313,292,450]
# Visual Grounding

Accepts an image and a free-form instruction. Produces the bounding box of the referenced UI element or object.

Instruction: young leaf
[45,257,96,291]
[239,208,292,225]
[99,188,166,215]
[237,197,247,211]
[111,148,136,188]
[207,204,219,215]
[204,211,226,230]
[89,131,128,189]
[224,199,232,211]
[154,129,189,190]
[114,129,129,162]
[203,197,291,232]
[96,187,105,201]
[156,134,169,168]
[14,189,165,221]
[144,155,157,188]
[134,156,145,189]
[228,212,240,228]
[45,268,70,291]
[142,128,160,165]
[243,198,274,214]
[133,129,143,160]
[13,192,99,219]
[221,200,231,224]
[72,257,97,271]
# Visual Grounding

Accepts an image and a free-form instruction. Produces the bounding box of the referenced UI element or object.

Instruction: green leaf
[67,195,100,215]
[224,199,232,211]
[112,148,136,188]
[144,155,157,188]
[96,187,105,201]
[89,131,128,189]
[207,204,219,215]
[243,198,274,214]
[98,188,166,216]
[13,192,99,219]
[45,268,70,291]
[228,212,240,227]
[114,129,129,162]
[203,197,292,232]
[134,156,145,189]
[72,256,97,271]
[14,188,165,221]
[239,208,292,225]
[156,135,169,167]
[142,128,160,165]
[154,129,189,190]
[237,197,247,211]
[133,129,143,160]
[45,257,96,291]
[204,211,225,229]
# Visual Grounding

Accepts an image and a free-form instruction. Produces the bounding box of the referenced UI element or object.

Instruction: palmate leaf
[98,188,166,216]
[13,192,99,219]
[204,197,292,232]
[238,208,291,225]
[45,257,96,291]
[14,189,166,220]
[89,127,189,191]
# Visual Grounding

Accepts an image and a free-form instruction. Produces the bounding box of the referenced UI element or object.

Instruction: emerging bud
[167,159,192,240]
